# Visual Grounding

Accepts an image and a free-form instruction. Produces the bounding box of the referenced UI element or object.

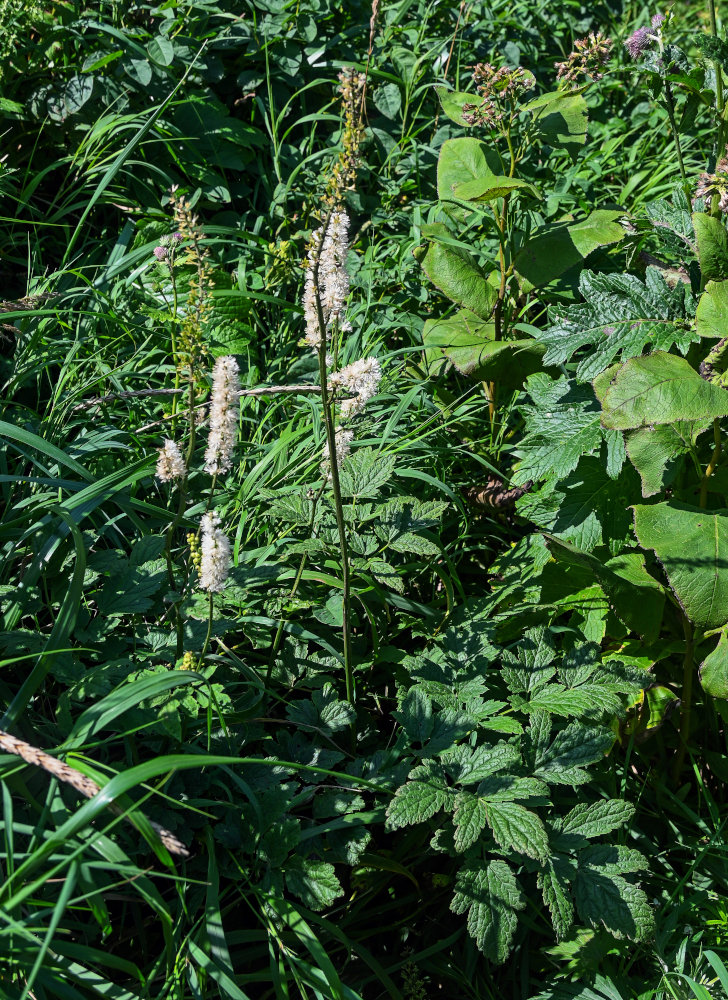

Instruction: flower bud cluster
[694,147,728,213]
[199,511,232,592]
[187,532,202,572]
[461,63,534,127]
[156,438,186,483]
[204,355,241,475]
[152,231,183,263]
[556,32,613,87]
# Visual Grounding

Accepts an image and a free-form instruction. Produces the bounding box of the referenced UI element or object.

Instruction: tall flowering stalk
[308,211,355,708]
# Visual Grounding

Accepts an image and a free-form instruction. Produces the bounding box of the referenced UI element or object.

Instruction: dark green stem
[672,614,695,785]
[311,216,355,710]
[198,591,214,668]
[663,80,688,186]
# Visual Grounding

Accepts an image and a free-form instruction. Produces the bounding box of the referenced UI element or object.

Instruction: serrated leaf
[540,268,698,382]
[451,860,525,963]
[600,352,728,430]
[516,375,603,482]
[338,448,395,497]
[633,501,728,630]
[443,741,521,784]
[453,791,489,851]
[367,558,404,594]
[562,799,634,838]
[526,684,622,718]
[535,722,612,783]
[385,775,451,830]
[518,457,637,555]
[284,857,344,911]
[389,531,439,556]
[574,869,654,941]
[398,688,434,745]
[501,626,557,694]
[538,858,575,939]
[485,800,550,861]
[578,844,649,875]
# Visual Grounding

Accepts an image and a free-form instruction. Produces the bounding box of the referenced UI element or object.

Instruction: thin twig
[0,728,190,858]
[72,383,348,415]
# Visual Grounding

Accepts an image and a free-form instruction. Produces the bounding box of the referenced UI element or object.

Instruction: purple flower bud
[153,245,169,261]
[625,26,651,59]
[651,13,664,27]
[172,231,183,243]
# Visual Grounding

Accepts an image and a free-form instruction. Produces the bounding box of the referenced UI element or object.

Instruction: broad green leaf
[452,792,489,851]
[633,501,728,629]
[525,89,588,159]
[626,421,708,497]
[373,82,401,119]
[284,858,344,911]
[414,240,497,319]
[699,627,728,698]
[696,280,728,339]
[574,869,654,941]
[451,859,525,963]
[518,457,637,554]
[437,137,502,202]
[538,859,574,939]
[435,86,480,126]
[541,269,698,382]
[147,36,174,66]
[578,844,649,875]
[693,212,728,281]
[514,211,624,290]
[526,684,622,718]
[600,352,728,430]
[421,308,544,386]
[443,741,521,784]
[453,175,540,202]
[485,800,550,861]
[561,800,634,838]
[568,210,625,257]
[543,536,666,642]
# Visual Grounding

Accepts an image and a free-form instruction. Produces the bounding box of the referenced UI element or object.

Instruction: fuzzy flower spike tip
[198,512,232,592]
[204,355,241,475]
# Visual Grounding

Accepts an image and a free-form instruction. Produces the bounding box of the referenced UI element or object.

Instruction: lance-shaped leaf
[633,502,728,629]
[600,352,728,429]
[414,240,497,319]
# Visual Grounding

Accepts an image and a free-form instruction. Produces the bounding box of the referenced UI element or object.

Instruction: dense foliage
[3,0,728,998]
